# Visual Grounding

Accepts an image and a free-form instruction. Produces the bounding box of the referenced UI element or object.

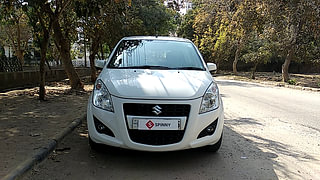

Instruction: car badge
[146,120,154,129]
[152,105,162,115]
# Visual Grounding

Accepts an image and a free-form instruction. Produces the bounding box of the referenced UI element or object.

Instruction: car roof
[122,36,192,43]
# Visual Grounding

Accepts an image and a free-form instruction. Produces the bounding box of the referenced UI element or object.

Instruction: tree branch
[57,0,72,17]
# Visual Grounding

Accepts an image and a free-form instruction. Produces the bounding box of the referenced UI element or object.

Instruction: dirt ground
[0,79,93,178]
[216,71,320,89]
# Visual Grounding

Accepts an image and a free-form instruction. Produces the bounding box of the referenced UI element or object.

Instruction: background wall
[0,68,90,92]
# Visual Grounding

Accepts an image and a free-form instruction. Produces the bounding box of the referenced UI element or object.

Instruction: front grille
[128,130,185,145]
[123,103,190,145]
[123,103,190,117]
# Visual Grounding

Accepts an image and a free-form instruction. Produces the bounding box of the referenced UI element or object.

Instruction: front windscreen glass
[107,40,205,70]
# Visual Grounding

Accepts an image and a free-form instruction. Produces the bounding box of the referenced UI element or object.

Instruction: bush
[288,79,297,85]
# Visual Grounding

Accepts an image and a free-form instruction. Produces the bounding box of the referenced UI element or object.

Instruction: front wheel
[204,134,223,152]
[89,136,105,152]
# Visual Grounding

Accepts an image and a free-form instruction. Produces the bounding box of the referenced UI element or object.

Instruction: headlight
[199,82,220,114]
[92,79,114,112]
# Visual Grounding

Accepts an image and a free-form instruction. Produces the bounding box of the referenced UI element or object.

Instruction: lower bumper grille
[124,103,190,145]
[128,130,184,145]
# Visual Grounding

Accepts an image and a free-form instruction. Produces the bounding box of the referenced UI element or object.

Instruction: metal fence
[0,56,23,72]
[0,55,90,72]
[72,59,90,67]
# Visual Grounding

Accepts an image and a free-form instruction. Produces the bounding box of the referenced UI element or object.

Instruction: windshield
[107,40,205,70]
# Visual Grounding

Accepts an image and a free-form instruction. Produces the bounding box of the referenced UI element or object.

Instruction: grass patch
[288,79,297,85]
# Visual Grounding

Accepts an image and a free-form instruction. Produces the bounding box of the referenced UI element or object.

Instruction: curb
[2,114,86,180]
[256,80,320,92]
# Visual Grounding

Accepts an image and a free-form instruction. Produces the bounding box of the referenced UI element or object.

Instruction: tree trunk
[251,62,258,79]
[89,38,100,82]
[216,61,220,74]
[233,38,243,75]
[16,21,24,66]
[84,39,87,67]
[233,46,240,75]
[39,32,50,101]
[282,46,294,82]
[16,50,24,66]
[101,44,104,60]
[46,59,51,70]
[39,44,46,101]
[52,19,83,90]
[282,21,298,82]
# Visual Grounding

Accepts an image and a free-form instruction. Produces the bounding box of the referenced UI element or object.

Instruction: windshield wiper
[126,65,172,69]
[174,67,205,71]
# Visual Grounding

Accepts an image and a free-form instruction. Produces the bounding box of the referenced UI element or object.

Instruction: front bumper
[87,95,224,152]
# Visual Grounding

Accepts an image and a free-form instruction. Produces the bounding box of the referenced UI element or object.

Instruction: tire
[89,136,105,152]
[203,133,223,152]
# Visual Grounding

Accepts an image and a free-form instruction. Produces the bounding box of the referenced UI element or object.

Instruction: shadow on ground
[0,81,92,178]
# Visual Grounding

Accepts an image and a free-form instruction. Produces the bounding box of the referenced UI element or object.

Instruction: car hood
[100,69,213,100]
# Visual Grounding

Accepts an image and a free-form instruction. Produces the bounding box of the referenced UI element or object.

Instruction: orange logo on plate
[146,120,154,129]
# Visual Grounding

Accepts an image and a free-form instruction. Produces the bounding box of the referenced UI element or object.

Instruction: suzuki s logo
[152,105,162,115]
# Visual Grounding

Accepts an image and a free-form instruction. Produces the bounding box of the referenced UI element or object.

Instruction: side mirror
[207,63,217,72]
[95,59,106,69]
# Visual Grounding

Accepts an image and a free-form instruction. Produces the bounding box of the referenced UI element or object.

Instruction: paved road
[23,79,320,180]
[219,79,320,130]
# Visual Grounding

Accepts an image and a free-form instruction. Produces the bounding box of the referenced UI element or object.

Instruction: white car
[87,36,224,152]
